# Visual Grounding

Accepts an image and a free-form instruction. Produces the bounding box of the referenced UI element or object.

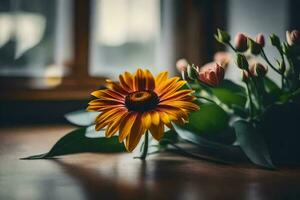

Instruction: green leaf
[211,80,247,108]
[277,88,300,104]
[173,123,230,149]
[188,104,229,134]
[21,126,126,159]
[264,77,281,96]
[233,120,275,169]
[171,123,245,163]
[159,130,178,146]
[64,110,98,127]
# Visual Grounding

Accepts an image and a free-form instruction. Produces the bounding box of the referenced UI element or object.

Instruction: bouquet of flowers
[24,29,300,170]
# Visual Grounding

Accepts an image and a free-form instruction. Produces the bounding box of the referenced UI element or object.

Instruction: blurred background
[0,0,299,125]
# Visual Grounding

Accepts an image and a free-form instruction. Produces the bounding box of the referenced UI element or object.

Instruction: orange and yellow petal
[133,69,147,91]
[105,114,124,138]
[149,121,164,140]
[159,100,199,112]
[91,89,125,100]
[150,111,160,126]
[155,77,181,97]
[159,89,194,102]
[119,112,138,142]
[155,71,168,86]
[106,79,129,95]
[95,108,127,131]
[142,112,152,129]
[125,114,146,152]
[119,72,134,93]
[144,69,155,90]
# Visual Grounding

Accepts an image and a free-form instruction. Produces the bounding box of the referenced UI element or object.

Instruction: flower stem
[261,49,282,75]
[227,42,237,52]
[280,52,286,89]
[196,96,216,104]
[246,82,254,120]
[140,131,149,160]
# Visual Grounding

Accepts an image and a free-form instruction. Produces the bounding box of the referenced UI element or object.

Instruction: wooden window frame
[0,0,226,101]
[0,0,105,101]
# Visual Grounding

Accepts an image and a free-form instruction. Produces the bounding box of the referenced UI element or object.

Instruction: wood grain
[1,125,300,200]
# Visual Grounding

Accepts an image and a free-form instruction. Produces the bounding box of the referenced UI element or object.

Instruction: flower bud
[187,64,199,80]
[215,29,231,44]
[247,38,262,55]
[270,34,281,48]
[249,62,267,77]
[286,30,300,46]
[256,33,265,47]
[198,63,225,86]
[176,58,188,73]
[236,53,249,69]
[241,70,250,82]
[234,33,248,52]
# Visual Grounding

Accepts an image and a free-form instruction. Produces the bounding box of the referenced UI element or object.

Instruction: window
[0,0,226,101]
[0,0,73,82]
[90,0,162,76]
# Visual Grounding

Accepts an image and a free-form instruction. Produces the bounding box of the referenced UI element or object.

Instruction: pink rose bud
[249,62,268,77]
[256,33,265,47]
[198,63,225,86]
[286,30,300,46]
[176,58,188,72]
[235,33,248,52]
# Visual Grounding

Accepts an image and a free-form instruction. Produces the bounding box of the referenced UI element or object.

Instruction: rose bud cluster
[234,33,265,54]
[286,30,300,46]
[198,63,225,86]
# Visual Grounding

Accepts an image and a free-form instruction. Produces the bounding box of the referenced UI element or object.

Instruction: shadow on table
[54,155,300,200]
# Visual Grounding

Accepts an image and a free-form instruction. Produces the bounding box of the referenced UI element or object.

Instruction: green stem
[140,131,149,160]
[261,49,282,75]
[196,95,217,104]
[227,42,237,52]
[185,82,193,90]
[279,51,286,89]
[287,57,296,90]
[251,77,264,111]
[246,82,254,120]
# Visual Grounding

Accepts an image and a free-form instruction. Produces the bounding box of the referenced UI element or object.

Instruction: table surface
[1,125,300,200]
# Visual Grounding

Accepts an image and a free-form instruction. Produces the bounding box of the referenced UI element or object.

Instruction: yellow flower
[87,69,199,152]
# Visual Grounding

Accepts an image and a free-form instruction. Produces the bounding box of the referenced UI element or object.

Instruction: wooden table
[1,125,300,200]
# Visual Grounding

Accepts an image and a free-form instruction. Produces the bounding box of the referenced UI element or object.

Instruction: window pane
[0,0,73,78]
[89,0,170,77]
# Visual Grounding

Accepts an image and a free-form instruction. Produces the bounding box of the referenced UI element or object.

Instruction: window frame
[0,0,226,101]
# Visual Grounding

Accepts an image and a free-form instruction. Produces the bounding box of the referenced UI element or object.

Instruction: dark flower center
[125,90,159,111]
